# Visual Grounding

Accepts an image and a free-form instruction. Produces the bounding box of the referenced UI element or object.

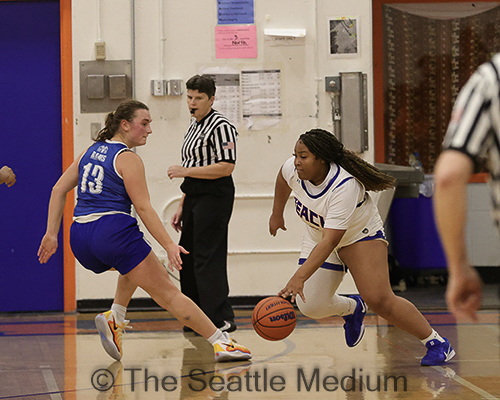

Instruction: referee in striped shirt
[168,75,238,333]
[434,54,500,322]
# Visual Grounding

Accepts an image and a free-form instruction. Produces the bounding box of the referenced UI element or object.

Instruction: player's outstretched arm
[270,167,291,236]
[279,228,345,303]
[118,151,188,271]
[38,156,80,263]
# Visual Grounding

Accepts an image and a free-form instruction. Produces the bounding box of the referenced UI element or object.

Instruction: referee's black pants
[179,190,235,328]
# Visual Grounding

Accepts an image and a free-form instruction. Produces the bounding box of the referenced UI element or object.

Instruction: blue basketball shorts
[70,214,151,275]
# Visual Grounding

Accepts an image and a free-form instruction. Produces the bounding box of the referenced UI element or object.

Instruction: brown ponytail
[94,100,149,142]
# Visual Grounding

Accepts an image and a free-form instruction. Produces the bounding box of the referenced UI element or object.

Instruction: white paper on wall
[241,69,282,130]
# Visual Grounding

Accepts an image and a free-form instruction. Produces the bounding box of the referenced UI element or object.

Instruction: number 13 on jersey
[81,162,104,194]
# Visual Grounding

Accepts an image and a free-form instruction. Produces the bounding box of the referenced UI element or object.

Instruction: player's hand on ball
[278,275,306,304]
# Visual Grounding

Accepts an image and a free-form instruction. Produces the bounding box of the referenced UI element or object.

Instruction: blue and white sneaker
[342,295,367,347]
[421,337,456,366]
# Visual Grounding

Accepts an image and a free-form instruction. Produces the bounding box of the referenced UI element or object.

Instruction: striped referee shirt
[443,53,500,224]
[181,109,238,168]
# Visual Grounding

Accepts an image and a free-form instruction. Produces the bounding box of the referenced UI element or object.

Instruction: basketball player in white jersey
[270,129,455,366]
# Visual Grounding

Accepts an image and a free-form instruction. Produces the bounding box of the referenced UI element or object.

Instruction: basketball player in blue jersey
[37,100,251,363]
[269,129,454,366]
[434,54,500,321]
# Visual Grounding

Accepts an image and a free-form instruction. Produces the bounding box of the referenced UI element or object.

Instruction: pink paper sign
[215,25,257,59]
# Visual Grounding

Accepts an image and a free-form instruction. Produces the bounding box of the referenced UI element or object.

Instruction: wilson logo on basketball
[269,311,296,323]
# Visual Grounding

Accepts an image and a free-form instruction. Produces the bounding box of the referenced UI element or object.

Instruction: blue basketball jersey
[74,140,132,217]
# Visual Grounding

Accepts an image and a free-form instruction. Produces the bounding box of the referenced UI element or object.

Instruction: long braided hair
[299,129,395,192]
[94,100,149,142]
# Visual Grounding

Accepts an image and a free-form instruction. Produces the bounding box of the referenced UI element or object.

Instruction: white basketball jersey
[281,157,383,253]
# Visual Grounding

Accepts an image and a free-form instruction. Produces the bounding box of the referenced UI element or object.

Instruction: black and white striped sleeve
[443,57,500,162]
[211,122,238,164]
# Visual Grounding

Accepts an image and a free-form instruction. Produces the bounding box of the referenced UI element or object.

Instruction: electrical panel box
[80,60,132,113]
[339,72,368,153]
[151,79,167,96]
[168,79,183,96]
[87,74,105,99]
[109,74,127,99]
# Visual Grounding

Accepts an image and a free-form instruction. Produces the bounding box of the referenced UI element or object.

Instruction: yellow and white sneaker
[214,338,252,362]
[95,311,128,361]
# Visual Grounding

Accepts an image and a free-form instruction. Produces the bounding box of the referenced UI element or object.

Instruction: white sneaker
[213,338,252,362]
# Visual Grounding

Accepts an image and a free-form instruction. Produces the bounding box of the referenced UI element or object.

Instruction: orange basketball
[252,296,297,341]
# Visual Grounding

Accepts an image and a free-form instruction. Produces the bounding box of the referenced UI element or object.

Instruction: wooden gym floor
[0,285,499,400]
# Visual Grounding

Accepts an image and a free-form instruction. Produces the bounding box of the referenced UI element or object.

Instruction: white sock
[421,329,445,346]
[111,303,127,324]
[344,297,358,316]
[207,329,229,345]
